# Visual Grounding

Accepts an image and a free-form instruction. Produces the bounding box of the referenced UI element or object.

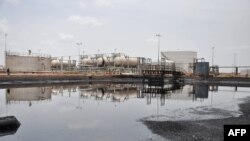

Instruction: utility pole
[156,34,161,69]
[234,53,236,74]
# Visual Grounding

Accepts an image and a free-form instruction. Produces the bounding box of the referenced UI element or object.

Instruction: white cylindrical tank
[114,55,127,66]
[51,59,68,68]
[103,56,114,66]
[126,57,138,67]
[96,57,104,66]
[114,56,138,67]
[81,56,93,66]
[51,59,76,68]
[51,59,60,67]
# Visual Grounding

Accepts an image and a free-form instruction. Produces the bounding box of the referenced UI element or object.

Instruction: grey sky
[0,0,250,66]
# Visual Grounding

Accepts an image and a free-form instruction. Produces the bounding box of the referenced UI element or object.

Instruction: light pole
[212,46,215,66]
[234,53,236,73]
[156,34,161,68]
[114,48,117,68]
[4,33,7,67]
[4,33,7,53]
[76,42,83,62]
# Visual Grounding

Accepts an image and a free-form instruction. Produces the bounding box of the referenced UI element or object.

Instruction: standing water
[0,83,250,141]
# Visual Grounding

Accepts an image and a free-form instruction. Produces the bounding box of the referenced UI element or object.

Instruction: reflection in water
[6,87,52,106]
[4,83,221,106]
[79,84,139,102]
[0,116,20,137]
[4,83,242,108]
[193,83,209,99]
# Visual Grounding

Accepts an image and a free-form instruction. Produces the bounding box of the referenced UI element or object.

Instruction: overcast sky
[0,0,250,66]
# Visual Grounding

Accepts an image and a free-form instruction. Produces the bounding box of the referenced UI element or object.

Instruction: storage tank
[126,57,138,67]
[113,55,138,67]
[51,59,70,68]
[6,52,52,72]
[51,59,60,67]
[195,62,209,78]
[96,57,104,66]
[103,56,114,66]
[163,59,175,70]
[51,59,76,68]
[114,55,127,66]
[81,56,93,66]
[161,51,197,73]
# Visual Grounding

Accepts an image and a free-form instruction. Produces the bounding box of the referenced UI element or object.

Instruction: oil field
[0,50,249,86]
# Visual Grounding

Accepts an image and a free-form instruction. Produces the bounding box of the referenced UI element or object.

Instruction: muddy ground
[143,97,250,141]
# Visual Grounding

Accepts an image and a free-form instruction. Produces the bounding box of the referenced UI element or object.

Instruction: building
[161,51,197,74]
[5,51,52,72]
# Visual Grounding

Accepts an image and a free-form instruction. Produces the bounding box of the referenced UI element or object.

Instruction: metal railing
[6,51,51,58]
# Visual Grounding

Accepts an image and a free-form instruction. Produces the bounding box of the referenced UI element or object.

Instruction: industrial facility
[4,49,248,79]
[2,49,212,79]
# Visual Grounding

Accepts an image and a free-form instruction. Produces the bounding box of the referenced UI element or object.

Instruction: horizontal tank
[51,60,61,67]
[80,53,140,68]
[126,57,138,67]
[96,57,104,66]
[51,59,76,68]
[81,56,93,66]
[114,55,127,66]
[103,56,114,66]
[81,56,104,67]
[113,55,138,67]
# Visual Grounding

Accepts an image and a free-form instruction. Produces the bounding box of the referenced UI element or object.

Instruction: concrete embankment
[1,73,250,87]
[0,74,144,87]
[184,77,250,87]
